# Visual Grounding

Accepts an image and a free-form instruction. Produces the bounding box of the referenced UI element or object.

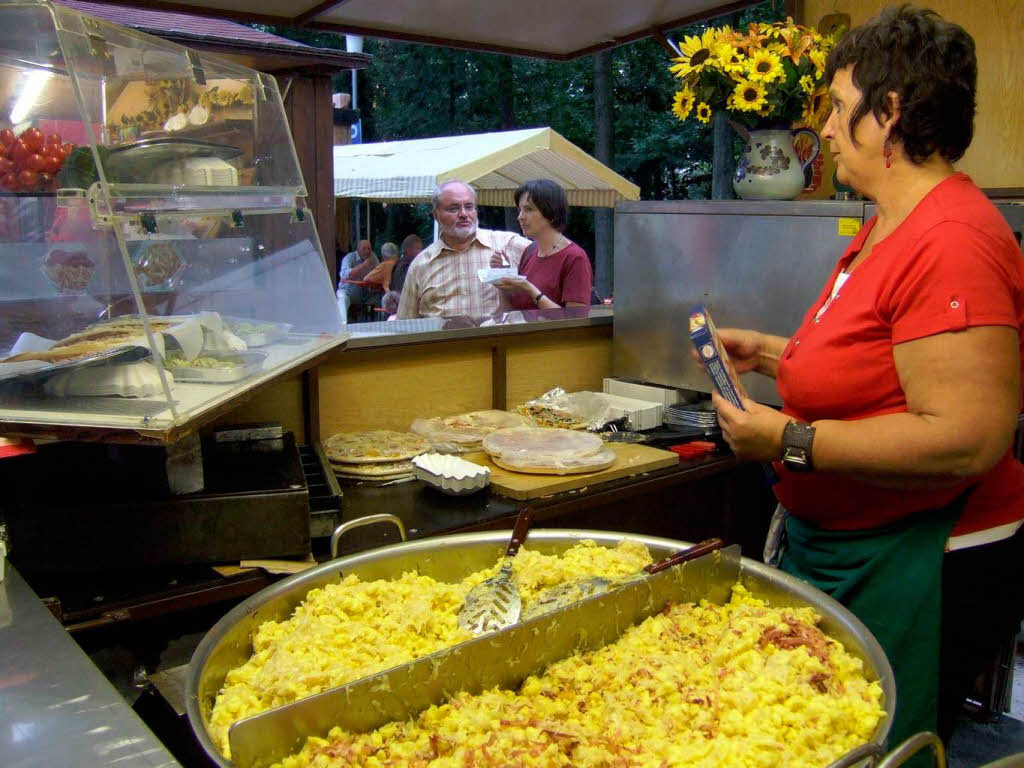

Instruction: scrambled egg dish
[276,586,885,768]
[210,540,654,756]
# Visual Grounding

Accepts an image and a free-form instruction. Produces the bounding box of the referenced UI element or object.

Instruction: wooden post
[593,50,614,299]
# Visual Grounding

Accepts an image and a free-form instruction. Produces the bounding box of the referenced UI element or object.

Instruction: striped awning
[333,128,639,208]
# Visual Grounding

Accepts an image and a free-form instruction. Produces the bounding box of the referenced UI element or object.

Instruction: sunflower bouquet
[669,18,836,132]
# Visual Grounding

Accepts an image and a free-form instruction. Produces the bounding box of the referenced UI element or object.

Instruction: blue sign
[350,120,362,144]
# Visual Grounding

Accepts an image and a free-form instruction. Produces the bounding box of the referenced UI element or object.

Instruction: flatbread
[491,446,617,475]
[333,472,414,483]
[323,430,430,464]
[1,316,177,364]
[482,427,605,459]
[329,458,414,477]
[410,410,534,452]
[515,403,589,430]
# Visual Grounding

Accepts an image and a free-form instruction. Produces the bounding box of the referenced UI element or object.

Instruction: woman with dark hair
[491,179,593,309]
[706,5,1024,748]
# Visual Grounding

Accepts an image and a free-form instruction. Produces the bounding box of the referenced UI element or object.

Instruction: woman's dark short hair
[825,4,976,163]
[514,179,568,232]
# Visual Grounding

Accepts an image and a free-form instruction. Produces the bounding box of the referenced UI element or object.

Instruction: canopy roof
[333,128,640,208]
[98,0,760,60]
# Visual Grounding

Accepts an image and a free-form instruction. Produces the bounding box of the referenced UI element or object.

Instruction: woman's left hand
[711,391,790,461]
[493,276,533,293]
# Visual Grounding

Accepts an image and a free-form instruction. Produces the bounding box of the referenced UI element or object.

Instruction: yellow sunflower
[669,28,717,79]
[747,49,784,83]
[696,102,713,123]
[732,79,768,112]
[799,74,815,95]
[802,85,832,130]
[714,42,746,75]
[672,88,696,121]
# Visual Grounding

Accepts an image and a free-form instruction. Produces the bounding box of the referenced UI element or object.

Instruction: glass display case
[0,1,345,441]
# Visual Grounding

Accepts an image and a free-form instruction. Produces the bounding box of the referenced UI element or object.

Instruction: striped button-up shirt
[397,229,532,318]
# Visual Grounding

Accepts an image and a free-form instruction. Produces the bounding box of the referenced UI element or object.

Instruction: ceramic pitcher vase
[733,128,820,200]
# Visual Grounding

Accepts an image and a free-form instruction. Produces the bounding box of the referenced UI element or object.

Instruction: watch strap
[781,421,815,472]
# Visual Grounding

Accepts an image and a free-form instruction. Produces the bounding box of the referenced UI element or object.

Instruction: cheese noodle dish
[275,585,885,768]
[209,540,654,756]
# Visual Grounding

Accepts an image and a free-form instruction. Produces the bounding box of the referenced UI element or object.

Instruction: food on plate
[1,316,176,364]
[329,458,415,481]
[164,353,238,369]
[272,583,885,768]
[516,401,590,430]
[133,242,185,287]
[41,249,95,293]
[208,540,655,757]
[323,430,430,464]
[482,426,616,474]
[410,409,534,453]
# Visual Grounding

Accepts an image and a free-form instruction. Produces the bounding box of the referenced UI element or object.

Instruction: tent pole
[366,199,371,242]
[432,219,439,244]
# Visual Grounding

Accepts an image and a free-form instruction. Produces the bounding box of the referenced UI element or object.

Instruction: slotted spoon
[522,537,725,620]
[457,506,533,634]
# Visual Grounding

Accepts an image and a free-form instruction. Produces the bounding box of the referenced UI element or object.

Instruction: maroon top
[509,242,593,309]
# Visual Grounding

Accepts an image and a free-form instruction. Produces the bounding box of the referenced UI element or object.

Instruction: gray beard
[446,222,477,241]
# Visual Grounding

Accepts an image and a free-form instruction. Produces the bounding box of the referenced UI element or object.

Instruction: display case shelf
[0,0,344,443]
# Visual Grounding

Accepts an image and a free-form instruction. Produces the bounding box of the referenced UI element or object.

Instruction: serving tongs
[523,537,725,620]
[457,506,533,634]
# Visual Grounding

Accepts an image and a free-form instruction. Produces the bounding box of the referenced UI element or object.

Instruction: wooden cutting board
[462,443,679,500]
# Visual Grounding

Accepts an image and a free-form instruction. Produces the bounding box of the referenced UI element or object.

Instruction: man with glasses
[397,181,531,318]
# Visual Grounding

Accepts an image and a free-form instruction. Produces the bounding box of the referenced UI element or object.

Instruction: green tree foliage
[257,2,784,250]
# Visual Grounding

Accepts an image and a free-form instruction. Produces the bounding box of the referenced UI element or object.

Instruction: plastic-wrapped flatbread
[411,410,534,453]
[482,427,614,474]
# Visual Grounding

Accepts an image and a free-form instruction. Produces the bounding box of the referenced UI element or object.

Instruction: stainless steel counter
[343,306,612,350]
[0,565,180,767]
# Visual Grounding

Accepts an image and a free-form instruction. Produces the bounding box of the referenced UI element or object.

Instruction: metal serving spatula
[458,506,533,635]
[522,537,725,620]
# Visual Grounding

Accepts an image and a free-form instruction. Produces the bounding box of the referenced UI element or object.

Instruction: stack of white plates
[664,402,719,431]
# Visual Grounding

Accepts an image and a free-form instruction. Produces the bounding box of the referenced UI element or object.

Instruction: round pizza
[323,430,430,464]
[482,427,605,460]
[410,410,534,450]
[491,445,617,475]
[328,458,415,477]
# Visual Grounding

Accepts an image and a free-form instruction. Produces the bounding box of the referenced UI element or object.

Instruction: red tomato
[0,158,14,176]
[42,155,62,174]
[0,129,14,147]
[17,168,39,189]
[21,128,44,152]
[62,142,76,156]
[38,172,54,189]
[0,143,7,159]
[45,133,61,148]
[25,153,45,172]
[10,139,29,165]
[43,144,64,161]
[1,172,19,191]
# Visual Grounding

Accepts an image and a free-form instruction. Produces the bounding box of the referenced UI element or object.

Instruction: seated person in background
[381,289,400,320]
[491,179,592,309]
[398,182,531,319]
[336,239,378,322]
[390,234,423,295]
[363,241,399,290]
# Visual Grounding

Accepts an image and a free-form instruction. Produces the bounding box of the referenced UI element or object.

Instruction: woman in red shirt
[709,6,1024,751]
[491,179,593,309]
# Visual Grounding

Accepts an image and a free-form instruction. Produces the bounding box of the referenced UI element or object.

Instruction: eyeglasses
[441,203,477,214]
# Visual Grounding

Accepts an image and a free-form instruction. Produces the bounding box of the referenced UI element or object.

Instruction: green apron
[777,497,965,753]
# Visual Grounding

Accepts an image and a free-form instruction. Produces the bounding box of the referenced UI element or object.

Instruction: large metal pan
[187,527,896,767]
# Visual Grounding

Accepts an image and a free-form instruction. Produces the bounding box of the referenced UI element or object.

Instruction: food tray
[0,344,152,383]
[104,137,243,182]
[186,530,896,768]
[226,319,293,348]
[163,350,266,383]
